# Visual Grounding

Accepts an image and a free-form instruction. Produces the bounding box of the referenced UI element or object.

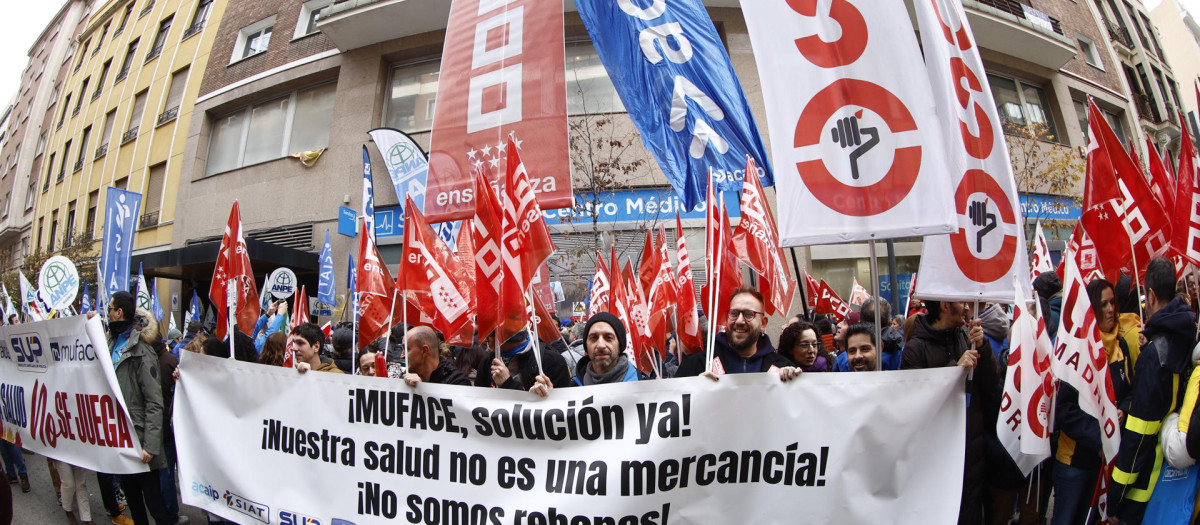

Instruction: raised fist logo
[829,113,878,181]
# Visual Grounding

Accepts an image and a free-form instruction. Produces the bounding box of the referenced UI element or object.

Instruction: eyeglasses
[795,342,819,349]
[726,309,764,321]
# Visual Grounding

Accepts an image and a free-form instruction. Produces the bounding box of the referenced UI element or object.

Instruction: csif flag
[355,218,395,346]
[1173,107,1200,267]
[208,201,260,341]
[675,213,702,355]
[701,174,742,328]
[997,283,1056,475]
[588,254,611,318]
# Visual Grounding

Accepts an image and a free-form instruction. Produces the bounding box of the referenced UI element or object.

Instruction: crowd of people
[5,255,1200,524]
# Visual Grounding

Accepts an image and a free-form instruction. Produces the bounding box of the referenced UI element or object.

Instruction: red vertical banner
[426,0,570,222]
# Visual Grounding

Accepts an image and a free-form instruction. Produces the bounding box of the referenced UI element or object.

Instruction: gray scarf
[582,354,630,386]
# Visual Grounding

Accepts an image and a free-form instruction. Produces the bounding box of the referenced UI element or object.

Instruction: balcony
[94,144,107,160]
[72,159,83,172]
[963,0,1076,70]
[1134,95,1164,124]
[121,127,139,145]
[318,0,451,52]
[1106,20,1135,50]
[182,21,204,40]
[156,106,178,127]
[139,211,159,229]
[139,1,155,19]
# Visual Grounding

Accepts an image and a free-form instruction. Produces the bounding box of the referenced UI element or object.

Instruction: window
[95,23,109,53]
[48,211,57,252]
[57,141,69,180]
[42,154,54,191]
[1140,13,1164,57]
[75,127,91,171]
[64,201,75,247]
[1077,36,1102,69]
[86,190,98,238]
[294,0,336,39]
[75,39,90,71]
[100,109,116,149]
[566,44,625,115]
[385,61,439,132]
[184,0,213,38]
[141,163,165,227]
[147,16,172,61]
[35,132,45,157]
[74,78,89,114]
[989,74,1060,141]
[206,82,336,175]
[158,67,188,125]
[1074,99,1128,147]
[2,192,10,218]
[48,83,59,106]
[118,39,139,81]
[59,93,71,127]
[124,90,147,144]
[231,17,274,63]
[116,3,134,35]
[25,180,35,209]
[94,60,110,99]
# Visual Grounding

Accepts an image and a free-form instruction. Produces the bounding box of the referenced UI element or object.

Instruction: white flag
[849,277,871,306]
[740,0,957,246]
[912,0,1032,303]
[1030,221,1054,282]
[997,284,1055,475]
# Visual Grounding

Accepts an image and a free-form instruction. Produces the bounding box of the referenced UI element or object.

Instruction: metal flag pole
[705,197,724,375]
[789,247,811,320]
[351,291,358,375]
[401,290,409,376]
[226,278,237,360]
[526,286,544,377]
[868,240,883,371]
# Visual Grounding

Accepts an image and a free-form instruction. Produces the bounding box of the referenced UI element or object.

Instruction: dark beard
[729,333,756,353]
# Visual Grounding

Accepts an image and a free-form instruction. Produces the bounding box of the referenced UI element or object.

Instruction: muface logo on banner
[38,256,80,311]
[912,0,1032,303]
[100,187,142,296]
[574,0,774,211]
[425,0,571,222]
[741,0,957,246]
[268,268,298,299]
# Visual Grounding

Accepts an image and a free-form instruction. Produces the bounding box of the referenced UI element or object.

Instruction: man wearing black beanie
[574,312,640,386]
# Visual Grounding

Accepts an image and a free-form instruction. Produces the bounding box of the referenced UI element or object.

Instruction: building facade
[1150,0,1200,137]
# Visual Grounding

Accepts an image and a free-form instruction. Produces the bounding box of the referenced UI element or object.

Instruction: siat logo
[224,491,270,524]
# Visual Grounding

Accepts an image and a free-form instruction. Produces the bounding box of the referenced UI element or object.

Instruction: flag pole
[705,198,723,375]
[868,240,882,371]
[1127,235,1145,322]
[789,247,811,320]
[401,290,408,376]
[351,291,358,375]
[525,286,544,377]
[226,278,237,360]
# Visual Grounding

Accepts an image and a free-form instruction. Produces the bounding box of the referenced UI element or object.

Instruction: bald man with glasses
[676,287,799,379]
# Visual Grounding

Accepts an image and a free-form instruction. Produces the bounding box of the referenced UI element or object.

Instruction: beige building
[1151,0,1200,136]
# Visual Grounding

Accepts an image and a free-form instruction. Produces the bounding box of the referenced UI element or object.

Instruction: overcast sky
[0,2,65,109]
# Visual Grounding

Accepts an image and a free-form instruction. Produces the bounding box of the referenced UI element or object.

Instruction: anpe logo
[280,510,320,525]
[191,481,219,501]
[224,491,270,524]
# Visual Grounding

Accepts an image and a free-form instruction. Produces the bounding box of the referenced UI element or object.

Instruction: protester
[561,321,587,377]
[292,323,342,374]
[358,351,377,376]
[171,320,205,356]
[474,330,572,394]
[100,292,172,525]
[842,323,878,372]
[200,332,258,363]
[454,343,491,383]
[403,326,471,387]
[0,440,26,493]
[977,304,1010,361]
[902,299,998,525]
[1032,271,1063,339]
[777,320,832,372]
[252,301,287,354]
[258,332,288,367]
[836,298,901,371]
[56,460,96,525]
[1107,257,1196,525]
[153,335,187,525]
[1050,278,1132,525]
[676,287,800,381]
[1114,274,1143,368]
[330,327,355,374]
[573,312,640,385]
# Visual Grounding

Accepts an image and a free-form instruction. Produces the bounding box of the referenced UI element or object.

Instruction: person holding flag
[676,287,799,380]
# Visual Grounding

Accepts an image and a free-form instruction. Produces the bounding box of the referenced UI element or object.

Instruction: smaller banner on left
[0,315,148,473]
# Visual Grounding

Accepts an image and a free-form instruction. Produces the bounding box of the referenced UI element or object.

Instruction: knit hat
[583,313,627,355]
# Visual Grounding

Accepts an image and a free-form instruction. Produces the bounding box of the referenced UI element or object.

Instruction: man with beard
[573,313,640,385]
[843,323,877,372]
[676,288,799,379]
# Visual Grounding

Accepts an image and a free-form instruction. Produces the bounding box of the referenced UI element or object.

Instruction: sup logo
[191,481,219,501]
[224,491,270,524]
[280,510,320,525]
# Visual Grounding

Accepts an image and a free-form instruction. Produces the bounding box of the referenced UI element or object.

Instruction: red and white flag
[731,157,796,316]
[472,171,504,340]
[426,0,570,222]
[454,223,477,312]
[702,174,743,328]
[588,255,611,318]
[1173,107,1200,267]
[804,269,820,310]
[355,219,396,346]
[1146,138,1176,212]
[997,284,1056,475]
[675,213,702,355]
[913,0,1031,304]
[497,138,556,344]
[741,0,957,246]
[624,259,657,374]
[209,201,260,341]
[848,277,871,306]
[648,226,677,353]
[638,230,659,299]
[400,196,473,340]
[1030,221,1054,282]
[1051,247,1121,463]
[531,293,561,344]
[281,285,310,368]
[815,280,850,323]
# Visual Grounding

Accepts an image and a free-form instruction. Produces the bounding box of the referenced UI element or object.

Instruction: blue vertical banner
[317,230,336,306]
[150,279,165,321]
[574,0,773,210]
[186,290,201,324]
[100,187,142,297]
[80,279,92,315]
[361,146,376,243]
[347,253,356,294]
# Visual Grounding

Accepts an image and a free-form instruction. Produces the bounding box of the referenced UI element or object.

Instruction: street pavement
[11,449,207,525]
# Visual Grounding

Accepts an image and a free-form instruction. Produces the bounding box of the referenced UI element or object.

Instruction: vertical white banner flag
[1030,221,1054,281]
[912,0,1032,303]
[997,285,1055,475]
[740,0,957,246]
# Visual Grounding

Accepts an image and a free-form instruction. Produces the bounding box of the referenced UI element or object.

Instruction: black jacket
[1054,337,1132,471]
[676,332,792,377]
[902,313,998,525]
[474,344,573,390]
[428,358,472,386]
[1108,297,1196,524]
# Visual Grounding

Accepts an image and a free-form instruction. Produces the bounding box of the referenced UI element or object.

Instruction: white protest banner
[0,315,147,473]
[740,0,957,246]
[38,256,80,311]
[912,0,1032,303]
[176,352,965,525]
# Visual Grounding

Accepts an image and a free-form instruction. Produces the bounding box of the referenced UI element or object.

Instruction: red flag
[588,254,610,317]
[675,213,702,355]
[282,285,310,368]
[472,171,503,340]
[648,226,677,352]
[400,196,473,340]
[702,183,743,326]
[815,280,850,322]
[1080,100,1171,279]
[454,224,477,311]
[731,158,796,316]
[209,201,260,341]
[356,218,395,346]
[638,229,659,297]
[624,259,657,374]
[1173,108,1200,267]
[532,293,561,344]
[609,245,620,314]
[804,269,820,310]
[848,278,871,306]
[498,139,556,344]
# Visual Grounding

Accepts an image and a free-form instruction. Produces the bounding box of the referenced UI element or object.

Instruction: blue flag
[100,187,142,296]
[149,279,165,321]
[574,0,772,210]
[80,279,92,315]
[186,291,200,324]
[317,230,336,306]
[362,146,376,242]
[347,253,356,294]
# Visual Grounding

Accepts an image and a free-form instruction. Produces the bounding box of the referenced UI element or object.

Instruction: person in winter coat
[561,322,587,377]
[573,313,641,385]
[1114,274,1143,369]
[1107,258,1197,525]
[403,327,472,387]
[676,288,800,381]
[902,299,998,525]
[1050,278,1132,525]
[778,320,834,372]
[98,292,172,525]
[475,330,572,396]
